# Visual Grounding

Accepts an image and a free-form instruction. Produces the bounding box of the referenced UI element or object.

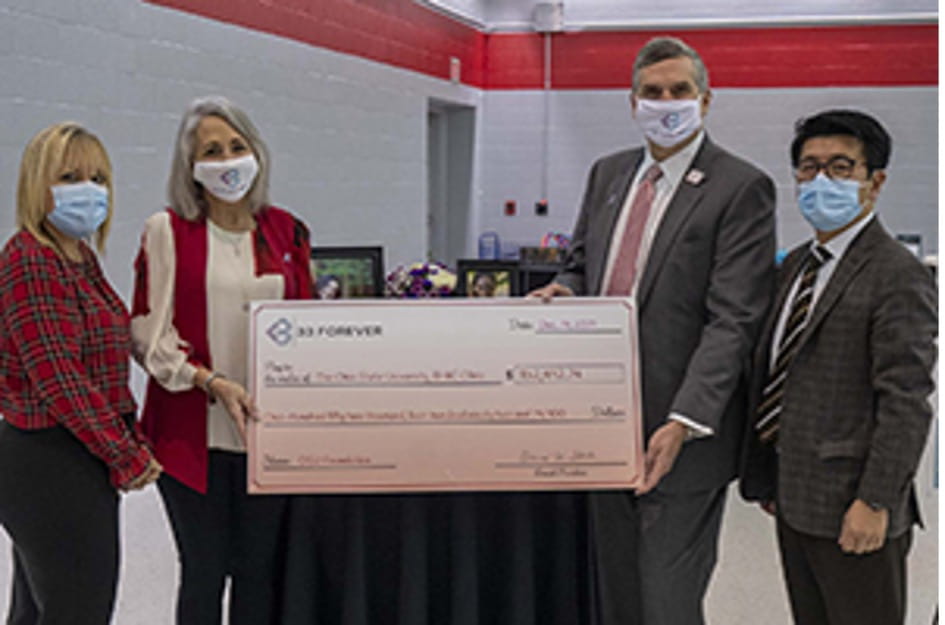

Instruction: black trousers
[0,421,120,625]
[777,516,912,625]
[158,450,288,625]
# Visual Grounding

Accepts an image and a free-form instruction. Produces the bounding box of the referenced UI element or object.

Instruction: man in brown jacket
[741,109,937,625]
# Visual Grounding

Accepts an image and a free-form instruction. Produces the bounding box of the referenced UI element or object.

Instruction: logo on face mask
[635,98,703,148]
[661,112,681,130]
[221,168,241,188]
[193,154,259,203]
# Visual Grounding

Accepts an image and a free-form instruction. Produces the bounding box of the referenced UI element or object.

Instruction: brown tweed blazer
[740,218,937,539]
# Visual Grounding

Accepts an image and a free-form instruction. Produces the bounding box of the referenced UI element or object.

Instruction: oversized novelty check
[247,298,643,494]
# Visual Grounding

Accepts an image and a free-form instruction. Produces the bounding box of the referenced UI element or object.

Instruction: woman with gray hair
[130,95,312,624]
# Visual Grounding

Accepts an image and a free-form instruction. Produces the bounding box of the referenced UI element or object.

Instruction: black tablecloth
[280,492,609,624]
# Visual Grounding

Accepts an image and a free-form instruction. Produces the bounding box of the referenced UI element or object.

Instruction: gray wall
[1,1,936,291]
[480,87,938,258]
[0,0,482,298]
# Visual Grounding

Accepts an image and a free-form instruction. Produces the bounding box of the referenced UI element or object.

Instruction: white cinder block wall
[0,2,936,294]
[0,0,482,301]
[480,87,938,256]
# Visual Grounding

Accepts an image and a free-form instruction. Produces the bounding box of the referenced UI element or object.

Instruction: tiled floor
[0,469,936,623]
[707,484,938,625]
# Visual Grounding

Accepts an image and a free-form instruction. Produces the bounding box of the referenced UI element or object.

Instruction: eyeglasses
[795,156,863,181]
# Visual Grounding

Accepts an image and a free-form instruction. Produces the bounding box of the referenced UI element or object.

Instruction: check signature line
[265,381,503,388]
[264,464,397,472]
[262,418,627,428]
[535,328,622,335]
[494,461,629,468]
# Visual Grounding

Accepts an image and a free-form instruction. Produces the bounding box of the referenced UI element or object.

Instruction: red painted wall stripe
[543,25,938,90]
[145,1,936,89]
[145,0,487,86]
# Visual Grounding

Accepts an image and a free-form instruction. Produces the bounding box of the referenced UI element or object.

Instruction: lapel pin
[685,169,705,186]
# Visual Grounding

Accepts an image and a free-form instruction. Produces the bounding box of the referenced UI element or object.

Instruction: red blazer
[132,206,312,492]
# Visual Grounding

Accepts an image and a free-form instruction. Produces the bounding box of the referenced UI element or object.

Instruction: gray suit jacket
[740,218,937,539]
[556,136,776,493]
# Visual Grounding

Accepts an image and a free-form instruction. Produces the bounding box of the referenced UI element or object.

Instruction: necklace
[209,220,251,258]
[208,220,256,313]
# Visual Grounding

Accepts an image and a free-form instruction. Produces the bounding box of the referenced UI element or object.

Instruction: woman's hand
[124,456,163,491]
[208,377,257,443]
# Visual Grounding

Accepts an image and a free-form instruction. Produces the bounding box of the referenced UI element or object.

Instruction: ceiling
[415,0,937,31]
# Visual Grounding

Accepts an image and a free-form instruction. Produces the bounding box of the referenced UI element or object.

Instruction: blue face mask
[797,173,864,232]
[48,181,109,240]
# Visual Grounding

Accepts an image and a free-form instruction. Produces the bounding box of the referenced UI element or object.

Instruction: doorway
[427,99,475,267]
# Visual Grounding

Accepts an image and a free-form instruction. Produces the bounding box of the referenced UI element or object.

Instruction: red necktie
[605,164,663,295]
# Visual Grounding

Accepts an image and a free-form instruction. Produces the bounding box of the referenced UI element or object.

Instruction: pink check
[248,298,644,493]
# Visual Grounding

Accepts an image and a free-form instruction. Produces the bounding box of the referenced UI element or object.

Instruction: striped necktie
[604,164,663,296]
[755,245,832,444]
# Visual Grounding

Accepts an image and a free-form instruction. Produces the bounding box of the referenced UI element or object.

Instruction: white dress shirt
[600,131,706,298]
[769,213,876,371]
[601,131,712,437]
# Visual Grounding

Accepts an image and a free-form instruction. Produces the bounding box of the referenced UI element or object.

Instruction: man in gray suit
[531,37,776,624]
[741,110,936,624]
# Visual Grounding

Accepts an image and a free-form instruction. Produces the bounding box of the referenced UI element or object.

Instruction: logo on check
[266,318,293,346]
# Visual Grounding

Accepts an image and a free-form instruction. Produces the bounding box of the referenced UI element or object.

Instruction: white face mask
[633,98,703,148]
[193,154,259,203]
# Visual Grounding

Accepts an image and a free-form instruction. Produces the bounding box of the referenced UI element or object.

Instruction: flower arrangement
[384,261,457,298]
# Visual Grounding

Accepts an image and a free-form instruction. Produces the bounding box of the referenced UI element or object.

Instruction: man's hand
[838,499,888,554]
[527,282,574,301]
[635,421,688,495]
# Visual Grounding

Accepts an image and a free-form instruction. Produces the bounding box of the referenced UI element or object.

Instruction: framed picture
[456,259,520,297]
[518,246,564,293]
[519,246,563,265]
[310,246,384,299]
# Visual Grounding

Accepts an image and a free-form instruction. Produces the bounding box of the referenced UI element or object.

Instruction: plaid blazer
[0,230,152,488]
[740,218,937,539]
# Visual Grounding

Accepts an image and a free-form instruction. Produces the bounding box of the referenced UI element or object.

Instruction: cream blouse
[131,211,284,452]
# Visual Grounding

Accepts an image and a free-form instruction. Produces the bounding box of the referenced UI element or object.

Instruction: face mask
[48,181,109,240]
[634,98,703,148]
[797,173,865,232]
[193,154,259,203]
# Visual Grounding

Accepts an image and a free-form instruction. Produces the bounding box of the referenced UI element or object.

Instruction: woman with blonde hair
[131,96,312,624]
[0,122,161,624]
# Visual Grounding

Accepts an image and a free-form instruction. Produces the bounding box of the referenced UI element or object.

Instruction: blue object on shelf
[478,231,500,260]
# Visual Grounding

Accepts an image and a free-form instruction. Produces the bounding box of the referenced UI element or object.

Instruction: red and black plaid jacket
[0,230,152,488]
